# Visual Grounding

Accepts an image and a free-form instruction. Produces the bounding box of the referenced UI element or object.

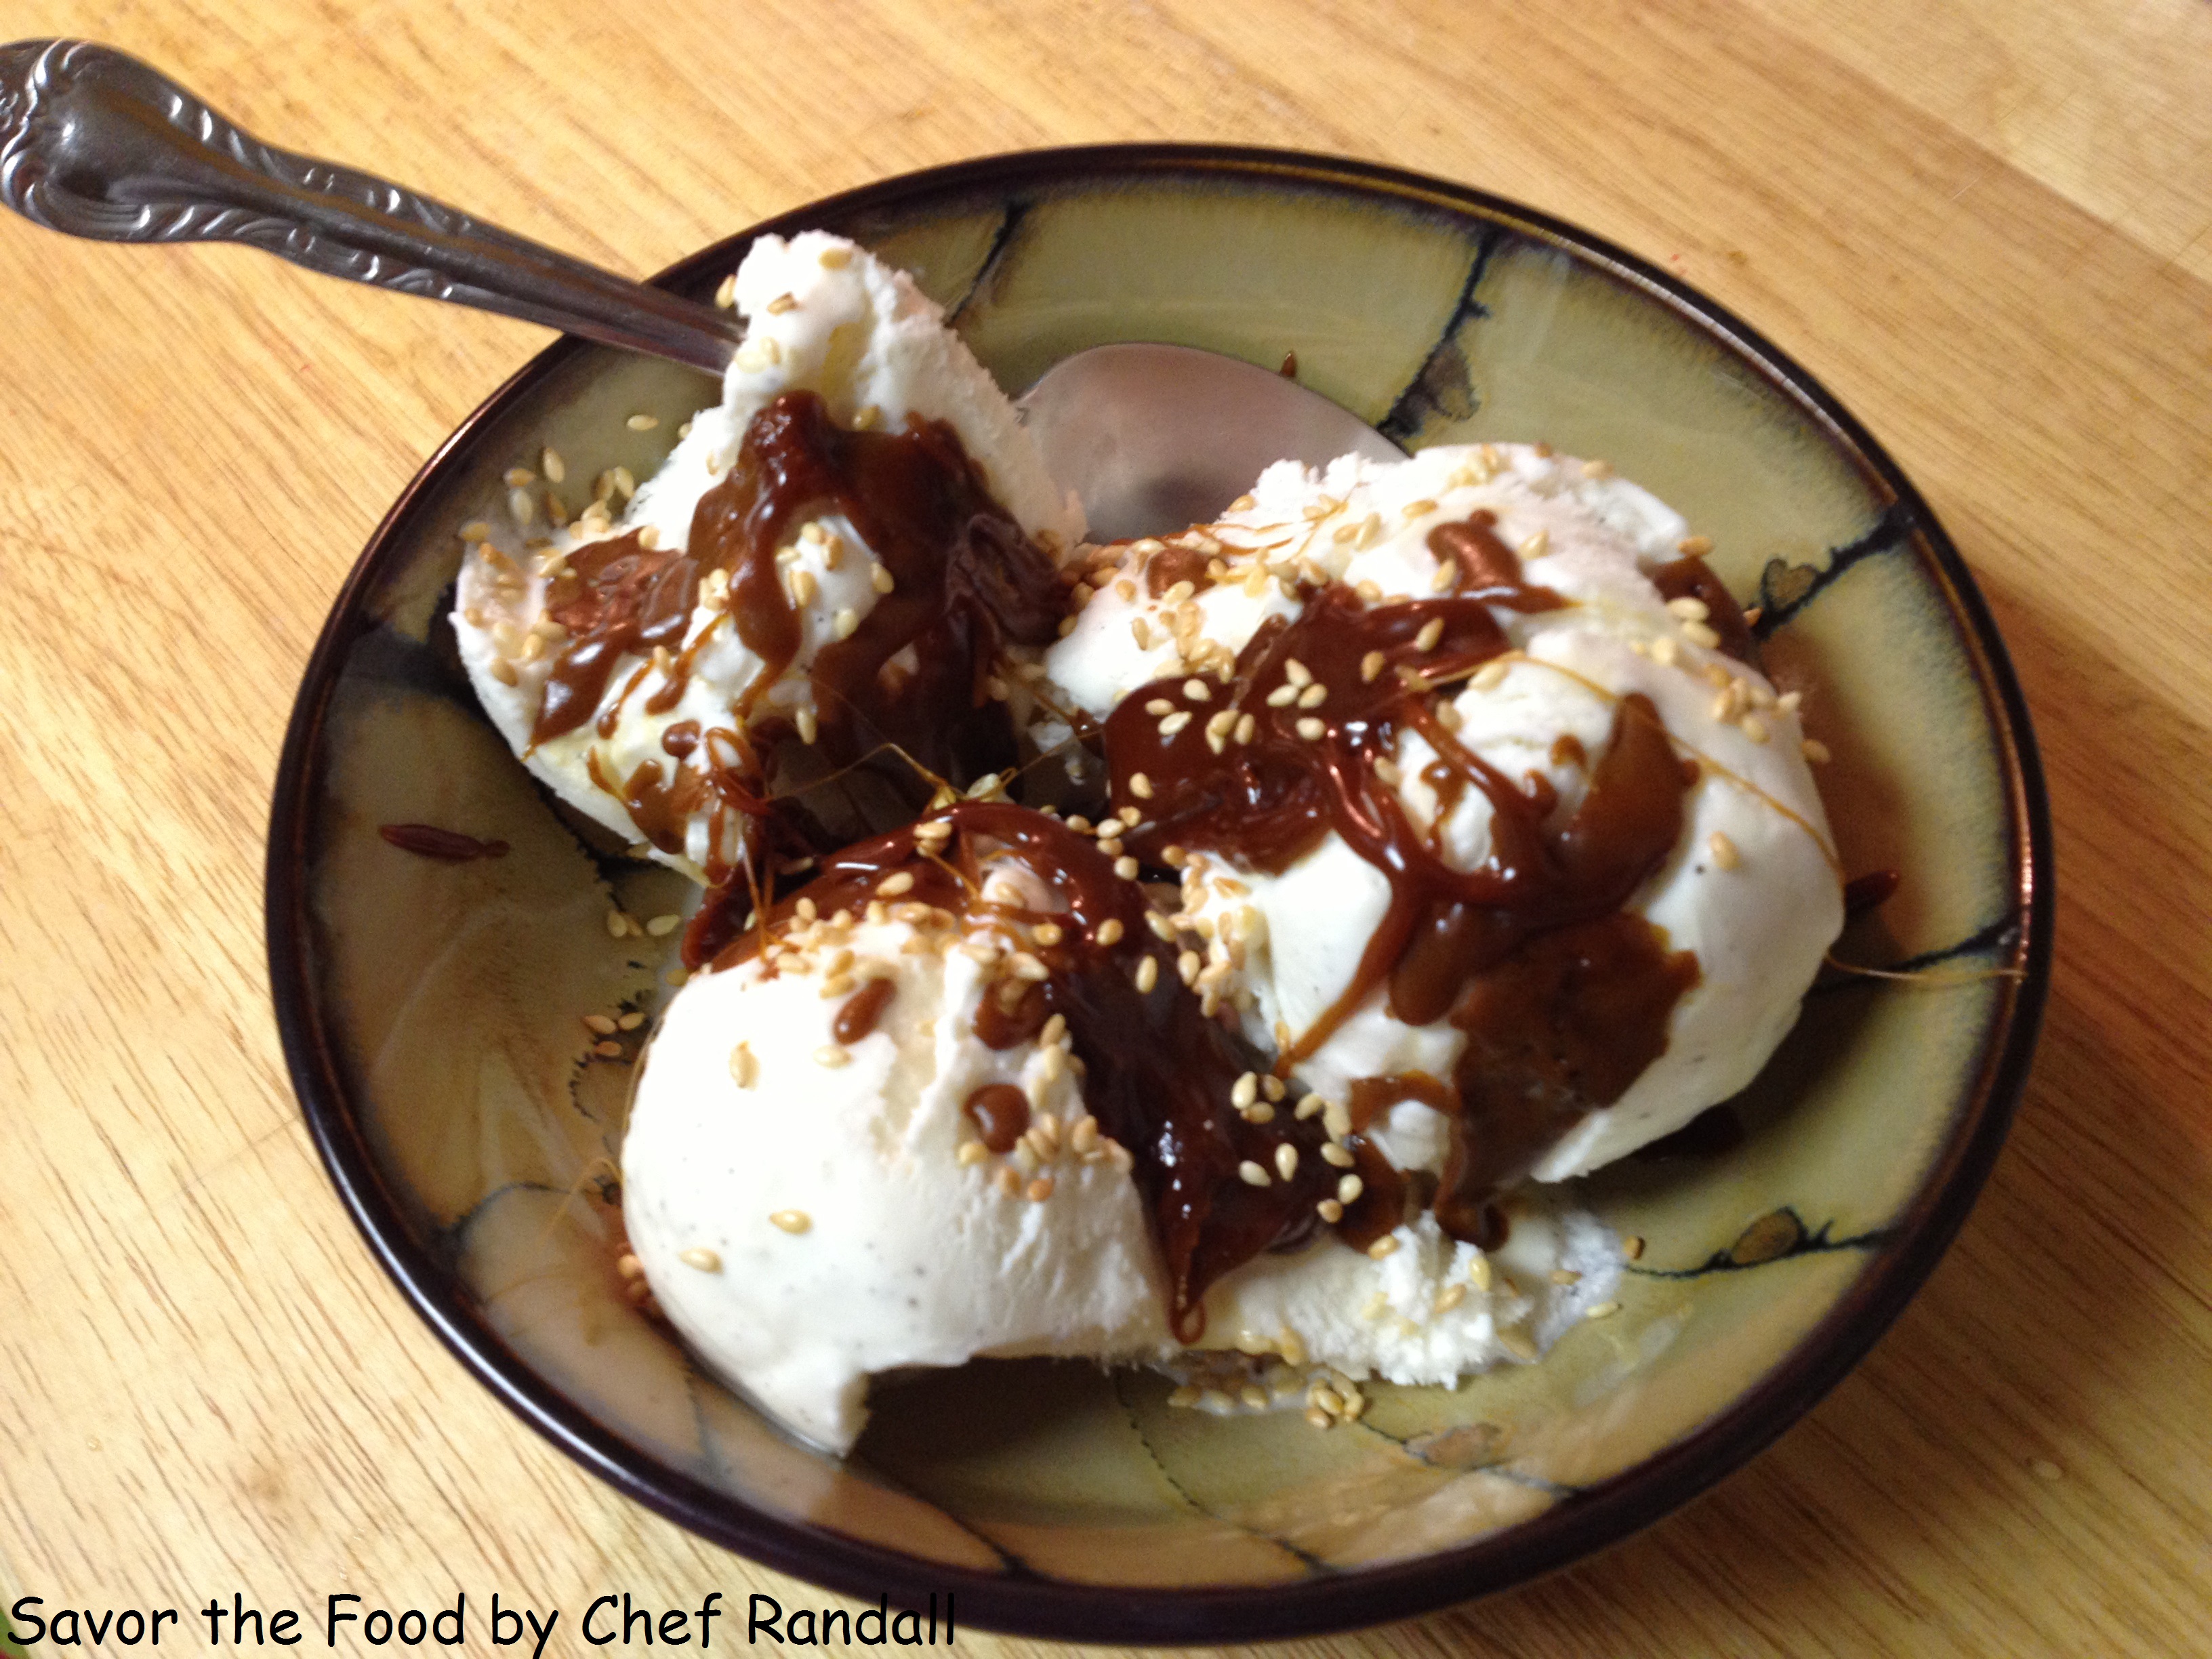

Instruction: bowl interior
[272,150,2043,1639]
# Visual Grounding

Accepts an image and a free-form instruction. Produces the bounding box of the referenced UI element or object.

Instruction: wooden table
[3,2,2207,1654]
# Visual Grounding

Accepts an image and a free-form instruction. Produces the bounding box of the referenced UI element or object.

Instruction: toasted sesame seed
[1265,683,1299,709]
[1469,1255,1494,1290]
[1238,1160,1271,1187]
[1374,758,1402,785]
[714,272,738,308]
[829,605,859,640]
[1585,1300,1622,1320]
[1623,1235,1645,1261]
[1435,1284,1467,1313]
[1551,1267,1582,1285]
[1414,617,1446,653]
[1367,1235,1399,1260]
[592,1040,623,1058]
[872,870,916,899]
[1134,955,1159,993]
[795,706,819,745]
[1295,1092,1327,1120]
[617,1010,644,1032]
[605,909,630,939]
[1296,717,1326,740]
[1708,831,1741,870]
[1336,1174,1363,1204]
[1114,856,1141,880]
[1027,1175,1056,1202]
[1323,1099,1352,1139]
[627,413,660,432]
[1127,772,1157,803]
[1682,619,1722,651]
[679,1246,722,1271]
[508,487,535,526]
[1234,713,1257,744]
[729,1042,759,1087]
[1274,1143,1300,1181]
[1651,636,1681,666]
[813,1044,850,1068]
[1317,1198,1345,1222]
[583,1013,618,1036]
[1008,951,1050,982]
[1305,1407,1334,1429]
[1177,949,1201,985]
[770,1210,812,1234]
[1180,678,1213,704]
[1298,682,1329,710]
[504,466,535,489]
[1740,713,1770,744]
[1402,497,1437,519]
[1095,918,1125,946]
[1232,1072,1259,1109]
[1679,534,1713,556]
[1158,710,1192,737]
[1667,596,1711,621]
[1429,560,1456,594]
[1802,737,1832,764]
[1500,1328,1540,1361]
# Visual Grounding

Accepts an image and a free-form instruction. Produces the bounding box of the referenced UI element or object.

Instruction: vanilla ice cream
[453,232,1085,882]
[458,255,1848,1458]
[1044,442,1844,1189]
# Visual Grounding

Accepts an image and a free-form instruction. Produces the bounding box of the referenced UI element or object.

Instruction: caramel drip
[1101,539,1699,1242]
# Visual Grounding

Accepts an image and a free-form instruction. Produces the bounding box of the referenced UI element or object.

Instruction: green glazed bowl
[266,146,2050,1642]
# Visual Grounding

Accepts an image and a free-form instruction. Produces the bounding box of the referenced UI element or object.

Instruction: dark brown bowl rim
[266,142,2051,1644]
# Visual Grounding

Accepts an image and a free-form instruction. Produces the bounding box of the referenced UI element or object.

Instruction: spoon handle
[0,39,743,373]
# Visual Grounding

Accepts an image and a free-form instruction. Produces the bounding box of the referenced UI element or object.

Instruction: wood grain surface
[3,1,2208,1654]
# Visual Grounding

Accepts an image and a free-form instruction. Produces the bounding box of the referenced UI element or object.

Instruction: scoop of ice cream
[1044,442,1843,1187]
[453,232,1086,882]
[623,886,1167,1453]
[626,803,1624,1453]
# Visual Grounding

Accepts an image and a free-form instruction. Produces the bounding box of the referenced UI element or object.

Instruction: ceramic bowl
[266,146,2051,1641]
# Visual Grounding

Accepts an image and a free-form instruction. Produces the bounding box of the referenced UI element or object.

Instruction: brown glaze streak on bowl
[265,145,2051,1643]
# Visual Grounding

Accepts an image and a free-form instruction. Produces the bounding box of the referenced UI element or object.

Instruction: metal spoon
[0,37,1398,536]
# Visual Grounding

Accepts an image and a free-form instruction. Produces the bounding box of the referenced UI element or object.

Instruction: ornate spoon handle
[0,39,743,373]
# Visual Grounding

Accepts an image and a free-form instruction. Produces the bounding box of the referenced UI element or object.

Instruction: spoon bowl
[1016,343,1401,539]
